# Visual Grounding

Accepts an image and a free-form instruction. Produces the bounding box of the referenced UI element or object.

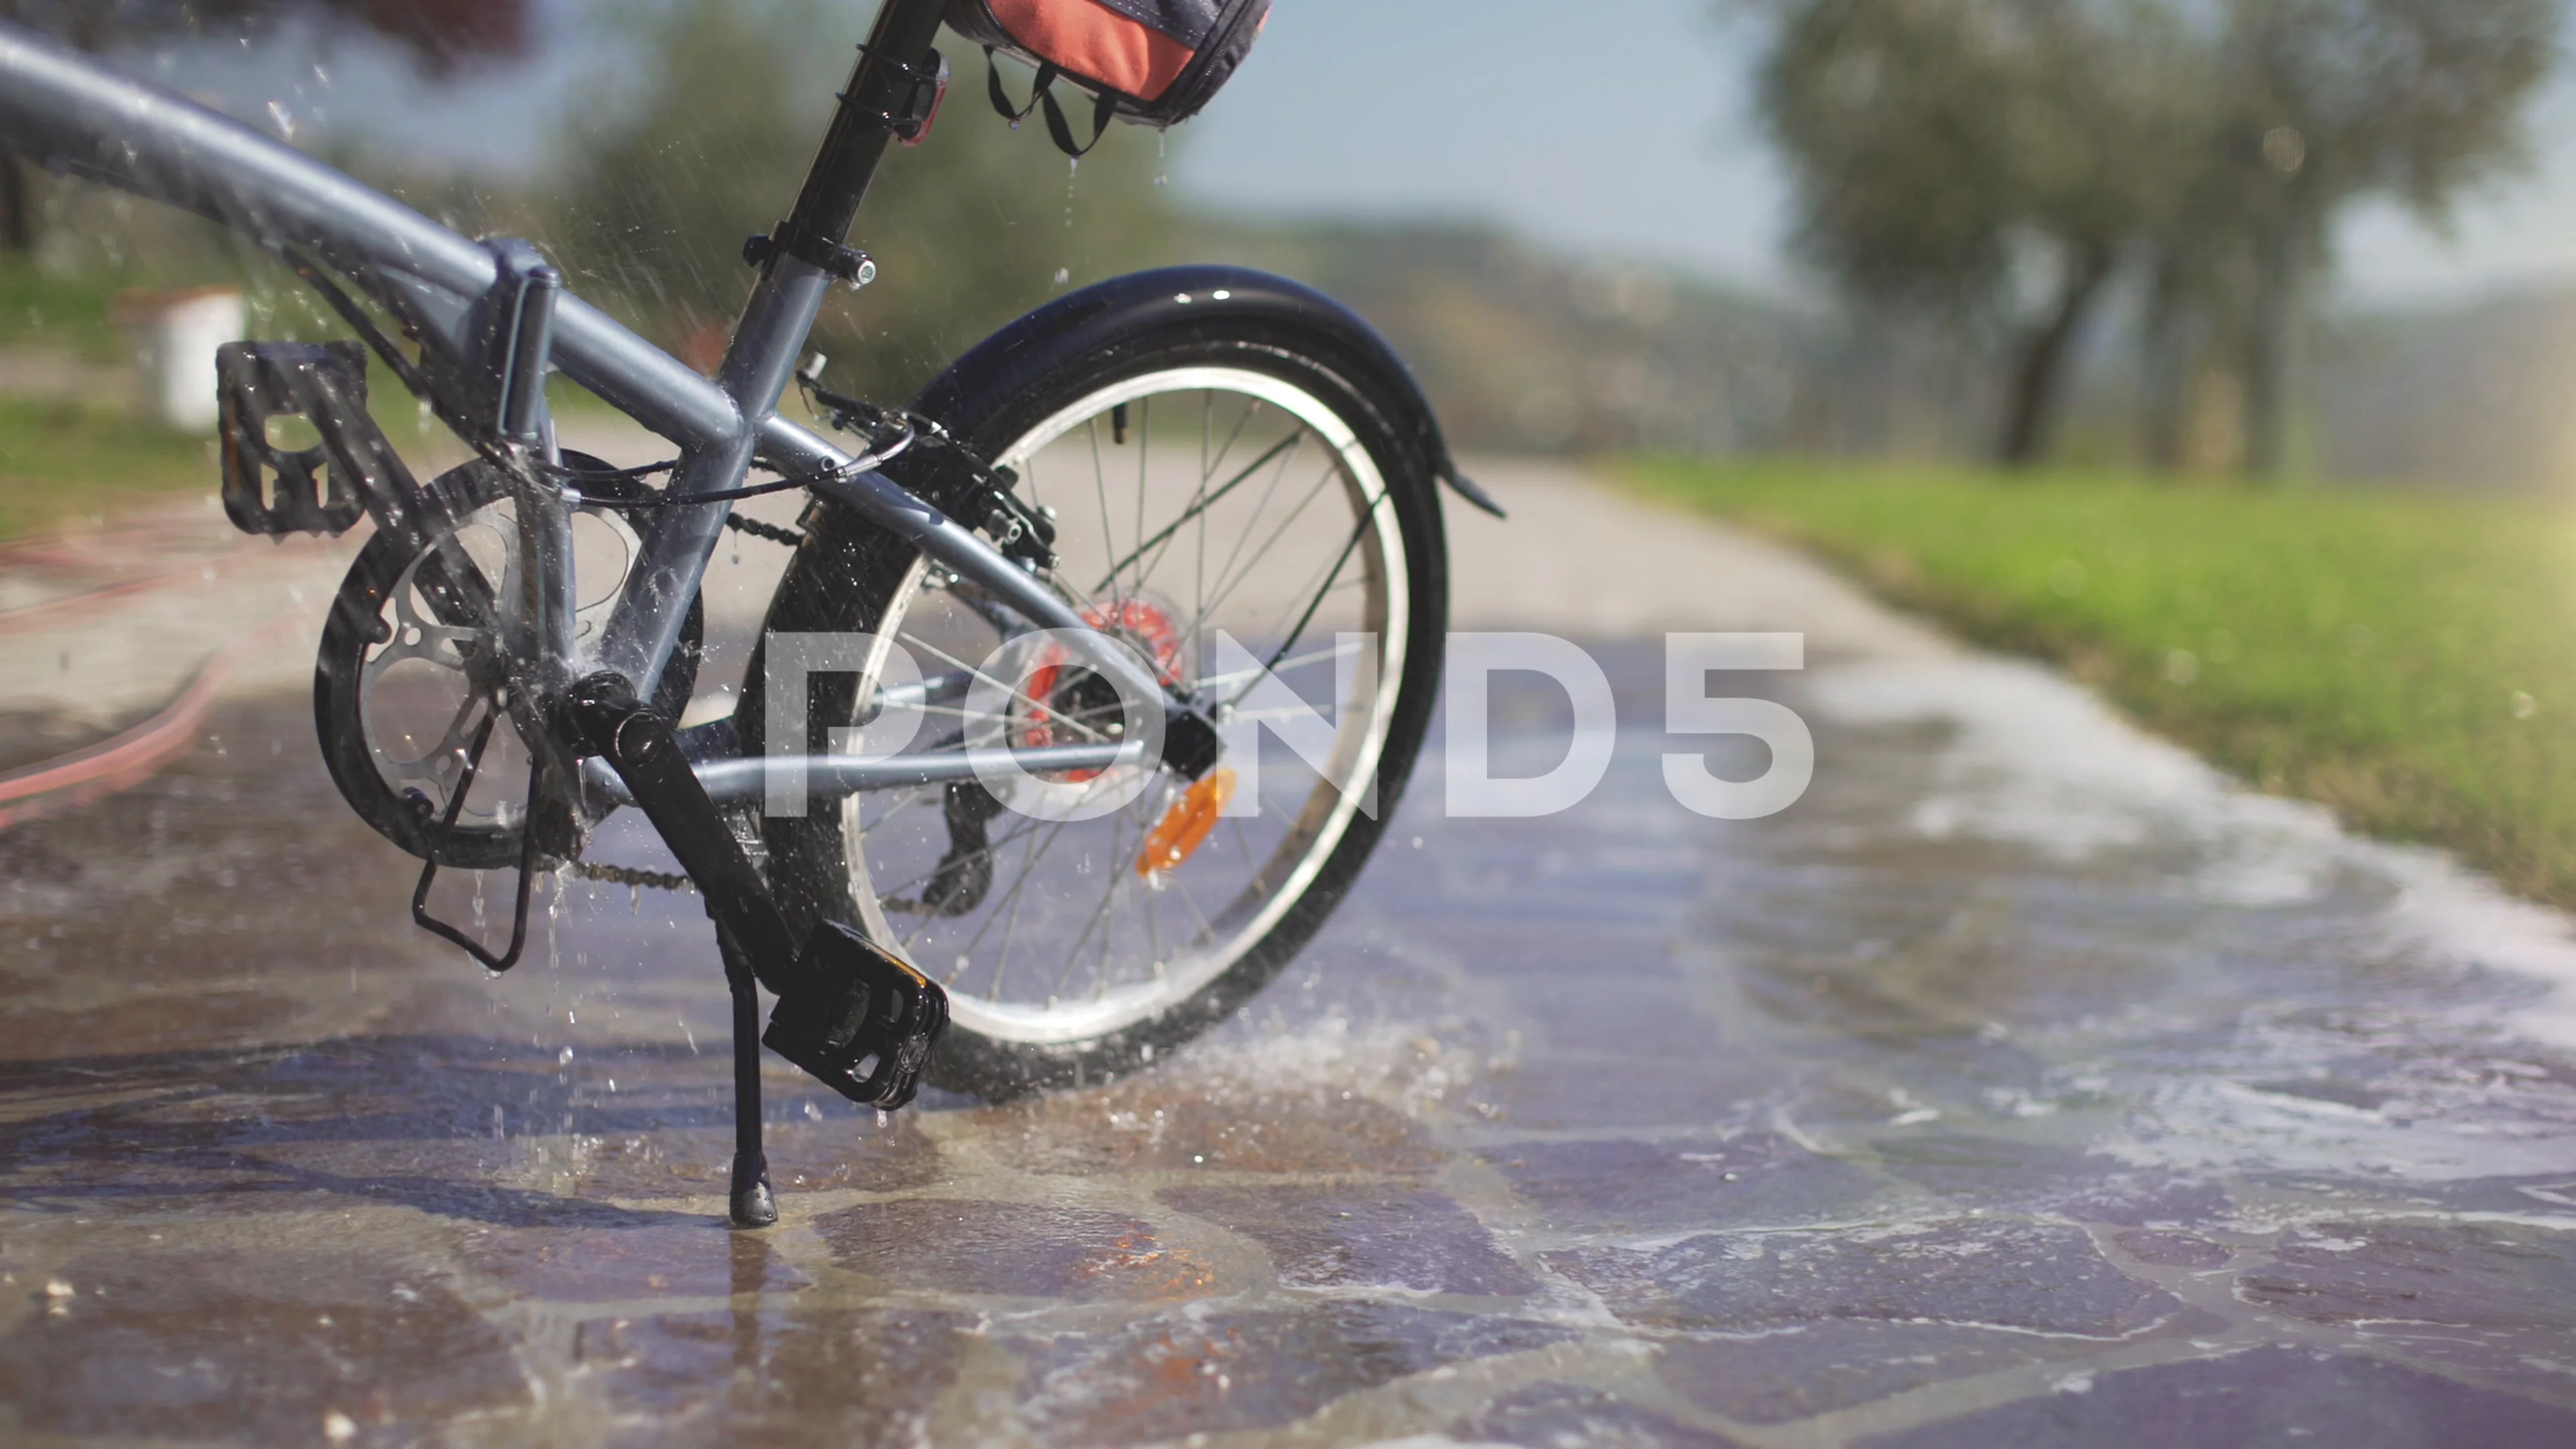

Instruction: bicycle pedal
[763,920,949,1108]
[216,341,372,537]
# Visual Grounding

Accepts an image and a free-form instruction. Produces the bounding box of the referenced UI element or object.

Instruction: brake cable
[282,248,917,511]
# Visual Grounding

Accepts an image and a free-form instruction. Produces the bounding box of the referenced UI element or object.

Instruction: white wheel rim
[835,365,1412,1046]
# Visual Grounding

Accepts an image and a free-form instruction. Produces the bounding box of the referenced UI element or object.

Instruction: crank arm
[557,672,947,1108]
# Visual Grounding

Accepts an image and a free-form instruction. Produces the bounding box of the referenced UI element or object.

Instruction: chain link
[724,513,806,547]
[570,861,697,894]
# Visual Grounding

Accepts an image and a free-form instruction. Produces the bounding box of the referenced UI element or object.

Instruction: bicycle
[0,0,1503,1227]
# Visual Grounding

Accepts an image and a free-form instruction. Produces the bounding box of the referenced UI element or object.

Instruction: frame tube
[0,15,1175,749]
[585,743,1144,809]
[602,256,839,697]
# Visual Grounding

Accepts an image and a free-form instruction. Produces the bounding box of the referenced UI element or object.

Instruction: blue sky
[138,0,2576,307]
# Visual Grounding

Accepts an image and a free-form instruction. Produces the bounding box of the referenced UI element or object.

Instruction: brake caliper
[801,370,1057,570]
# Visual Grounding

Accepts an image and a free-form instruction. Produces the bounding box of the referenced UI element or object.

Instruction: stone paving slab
[4,463,2576,1443]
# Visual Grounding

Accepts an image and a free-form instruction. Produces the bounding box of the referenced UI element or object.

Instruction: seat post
[767,0,952,277]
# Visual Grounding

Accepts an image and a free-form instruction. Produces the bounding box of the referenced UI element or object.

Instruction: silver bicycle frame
[0,14,1174,791]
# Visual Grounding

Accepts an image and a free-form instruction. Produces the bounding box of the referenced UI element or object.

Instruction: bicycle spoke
[1242,492,1383,645]
[947,810,1071,979]
[1251,490,1389,689]
[979,816,1074,998]
[1170,871,1218,947]
[1193,636,1364,695]
[1198,393,1262,508]
[858,782,938,837]
[1192,432,1311,635]
[898,629,1114,745]
[904,808,1034,958]
[1138,865,1165,998]
[1091,433,1299,597]
[1197,454,1346,635]
[877,808,1056,906]
[1048,811,1134,1004]
[1131,394,1150,605]
[1089,417,1122,615]
[829,368,1407,1049]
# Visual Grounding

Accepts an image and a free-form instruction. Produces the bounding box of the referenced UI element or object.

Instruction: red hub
[1014,594,1187,782]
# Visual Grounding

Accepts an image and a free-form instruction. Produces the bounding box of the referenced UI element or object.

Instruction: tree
[1739,0,2558,477]
[546,0,1174,402]
[0,2,529,64]
[1744,0,2204,466]
[2195,0,2556,476]
[0,1,533,250]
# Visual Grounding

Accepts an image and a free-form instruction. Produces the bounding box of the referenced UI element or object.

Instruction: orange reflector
[1137,767,1236,878]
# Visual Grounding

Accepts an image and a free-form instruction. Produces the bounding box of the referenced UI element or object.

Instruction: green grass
[0,396,215,539]
[0,255,504,540]
[1627,458,2576,910]
[0,258,219,538]
[0,259,126,363]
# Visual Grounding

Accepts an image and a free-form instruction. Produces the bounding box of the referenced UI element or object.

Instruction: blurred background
[9,0,2576,905]
[17,14,2576,1439]
[3,0,2571,489]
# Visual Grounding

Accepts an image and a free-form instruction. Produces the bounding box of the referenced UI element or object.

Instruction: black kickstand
[560,672,945,1228]
[716,922,778,1229]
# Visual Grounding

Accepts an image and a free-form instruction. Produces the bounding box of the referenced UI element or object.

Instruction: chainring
[313,454,704,868]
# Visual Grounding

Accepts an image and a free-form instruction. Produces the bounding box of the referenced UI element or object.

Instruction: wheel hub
[1012,592,1191,781]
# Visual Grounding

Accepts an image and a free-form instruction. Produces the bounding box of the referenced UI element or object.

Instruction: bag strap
[1038,82,1117,159]
[979,44,1118,158]
[983,46,1051,125]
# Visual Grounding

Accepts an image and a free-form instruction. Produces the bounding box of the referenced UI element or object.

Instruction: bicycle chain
[570,860,697,894]
[724,513,806,547]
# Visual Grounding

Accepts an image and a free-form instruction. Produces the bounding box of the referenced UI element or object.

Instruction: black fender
[909,265,1507,519]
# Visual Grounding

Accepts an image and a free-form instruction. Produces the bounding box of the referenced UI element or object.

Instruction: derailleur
[920,778,1008,917]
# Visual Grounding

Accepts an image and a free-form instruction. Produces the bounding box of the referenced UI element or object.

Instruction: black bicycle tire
[746,321,1450,1098]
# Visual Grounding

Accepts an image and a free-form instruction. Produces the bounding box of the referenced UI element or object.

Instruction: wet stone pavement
[5,639,2576,1446]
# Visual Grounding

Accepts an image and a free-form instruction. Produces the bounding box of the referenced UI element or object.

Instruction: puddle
[2,650,2574,1442]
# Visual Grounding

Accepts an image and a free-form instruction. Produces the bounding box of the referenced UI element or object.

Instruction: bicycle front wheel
[753,323,1449,1096]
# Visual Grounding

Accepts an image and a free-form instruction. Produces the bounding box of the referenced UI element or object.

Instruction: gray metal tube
[600,258,837,695]
[0,26,1179,725]
[0,28,491,288]
[584,743,1143,808]
[0,26,746,452]
[782,433,1177,718]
